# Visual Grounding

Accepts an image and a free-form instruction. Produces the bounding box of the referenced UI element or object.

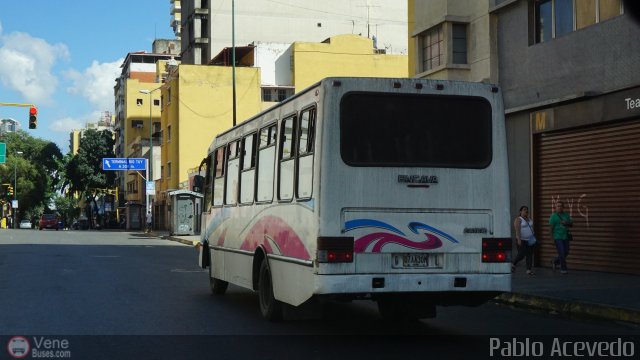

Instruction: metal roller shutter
[533,120,640,275]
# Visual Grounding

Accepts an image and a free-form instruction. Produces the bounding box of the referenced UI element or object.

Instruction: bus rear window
[340,92,492,168]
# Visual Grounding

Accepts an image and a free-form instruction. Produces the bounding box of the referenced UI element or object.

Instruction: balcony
[171,0,181,14]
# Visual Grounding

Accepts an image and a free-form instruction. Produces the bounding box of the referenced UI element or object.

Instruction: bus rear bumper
[315,273,511,295]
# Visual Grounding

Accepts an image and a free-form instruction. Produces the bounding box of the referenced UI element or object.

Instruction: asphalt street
[0,229,637,359]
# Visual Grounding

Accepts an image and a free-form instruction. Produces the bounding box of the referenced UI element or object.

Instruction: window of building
[153,99,160,106]
[262,88,272,102]
[535,0,622,43]
[136,98,143,106]
[132,120,144,128]
[167,125,172,142]
[420,24,443,72]
[167,162,172,178]
[277,89,287,102]
[452,24,468,65]
[261,87,294,103]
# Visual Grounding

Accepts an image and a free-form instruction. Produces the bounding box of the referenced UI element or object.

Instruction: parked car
[39,213,59,230]
[19,219,32,229]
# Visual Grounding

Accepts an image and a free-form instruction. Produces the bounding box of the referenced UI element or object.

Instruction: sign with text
[0,142,5,164]
[146,181,155,195]
[102,158,146,171]
[12,200,18,209]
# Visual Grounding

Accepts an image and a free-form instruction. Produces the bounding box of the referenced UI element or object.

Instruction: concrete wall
[409,0,494,82]
[496,0,640,218]
[292,34,408,92]
[207,0,408,59]
[497,1,640,110]
[253,42,293,86]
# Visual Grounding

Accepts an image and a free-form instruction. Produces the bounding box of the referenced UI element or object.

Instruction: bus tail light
[482,238,512,263]
[317,237,354,263]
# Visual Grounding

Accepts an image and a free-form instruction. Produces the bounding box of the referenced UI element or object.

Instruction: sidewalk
[497,265,640,325]
[150,231,640,325]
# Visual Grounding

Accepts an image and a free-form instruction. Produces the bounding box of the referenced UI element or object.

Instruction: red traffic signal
[29,106,38,129]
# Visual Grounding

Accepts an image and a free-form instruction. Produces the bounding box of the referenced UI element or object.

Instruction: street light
[13,151,23,229]
[139,88,160,214]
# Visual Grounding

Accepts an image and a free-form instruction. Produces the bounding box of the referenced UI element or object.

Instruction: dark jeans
[553,239,570,271]
[513,243,534,270]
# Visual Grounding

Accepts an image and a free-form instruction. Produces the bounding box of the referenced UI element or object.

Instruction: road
[0,229,637,359]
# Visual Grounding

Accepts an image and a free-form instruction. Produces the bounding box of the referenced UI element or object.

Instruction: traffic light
[29,106,37,129]
[7,186,13,197]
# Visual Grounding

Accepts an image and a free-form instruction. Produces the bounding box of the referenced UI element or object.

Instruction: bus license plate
[393,253,443,269]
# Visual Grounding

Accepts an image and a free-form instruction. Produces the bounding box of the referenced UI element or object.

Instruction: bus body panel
[199,77,511,309]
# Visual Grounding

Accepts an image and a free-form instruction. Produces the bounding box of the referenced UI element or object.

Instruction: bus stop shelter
[168,190,203,236]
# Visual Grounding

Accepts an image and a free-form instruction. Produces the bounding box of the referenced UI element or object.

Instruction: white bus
[198,77,512,320]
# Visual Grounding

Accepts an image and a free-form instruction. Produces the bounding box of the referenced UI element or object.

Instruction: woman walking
[512,206,536,276]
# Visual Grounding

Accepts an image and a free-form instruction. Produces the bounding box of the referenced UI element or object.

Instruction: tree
[0,130,62,219]
[53,194,80,229]
[64,129,116,228]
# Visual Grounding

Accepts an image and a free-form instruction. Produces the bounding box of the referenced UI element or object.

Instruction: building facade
[408,0,497,82]
[409,0,640,274]
[494,0,639,275]
[155,64,262,230]
[179,0,408,65]
[0,118,20,135]
[114,52,178,229]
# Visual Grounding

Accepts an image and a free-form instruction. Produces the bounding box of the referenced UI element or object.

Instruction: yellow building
[292,34,408,92]
[69,130,81,155]
[155,65,262,229]
[154,34,407,230]
[122,79,162,229]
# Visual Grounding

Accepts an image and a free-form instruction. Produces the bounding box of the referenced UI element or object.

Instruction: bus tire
[258,260,282,321]
[209,263,228,295]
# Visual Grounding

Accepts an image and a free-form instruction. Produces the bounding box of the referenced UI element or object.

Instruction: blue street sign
[102,158,147,171]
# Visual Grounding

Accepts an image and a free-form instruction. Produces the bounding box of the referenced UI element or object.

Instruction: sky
[0,1,176,154]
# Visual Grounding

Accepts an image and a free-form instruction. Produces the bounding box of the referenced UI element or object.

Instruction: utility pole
[358,1,380,39]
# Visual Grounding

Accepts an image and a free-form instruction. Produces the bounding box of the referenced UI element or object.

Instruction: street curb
[163,235,199,247]
[495,292,640,325]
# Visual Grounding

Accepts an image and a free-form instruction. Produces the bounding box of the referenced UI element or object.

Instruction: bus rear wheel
[209,264,228,295]
[258,260,282,321]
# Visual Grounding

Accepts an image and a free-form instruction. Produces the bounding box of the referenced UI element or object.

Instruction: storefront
[529,86,640,274]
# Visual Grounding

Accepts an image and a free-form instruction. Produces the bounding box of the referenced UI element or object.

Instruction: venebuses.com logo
[6,336,72,359]
[7,336,30,359]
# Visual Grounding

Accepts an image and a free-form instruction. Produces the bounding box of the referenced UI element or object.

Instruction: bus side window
[297,107,316,199]
[225,140,240,206]
[203,155,214,209]
[240,133,257,204]
[278,116,296,201]
[213,147,225,207]
[257,124,276,203]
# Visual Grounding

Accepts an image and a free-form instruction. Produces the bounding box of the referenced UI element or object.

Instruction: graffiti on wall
[551,194,589,228]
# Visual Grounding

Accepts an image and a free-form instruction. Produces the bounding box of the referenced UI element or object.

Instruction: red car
[39,214,59,230]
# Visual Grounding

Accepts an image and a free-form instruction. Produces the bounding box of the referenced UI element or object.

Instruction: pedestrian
[511,205,537,276]
[145,211,152,233]
[549,201,573,274]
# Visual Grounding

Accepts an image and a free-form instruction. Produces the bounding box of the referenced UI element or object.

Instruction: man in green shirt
[549,201,573,274]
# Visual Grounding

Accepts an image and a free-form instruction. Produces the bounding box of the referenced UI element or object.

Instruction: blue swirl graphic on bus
[347,219,459,253]
[408,222,459,244]
[344,219,405,236]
